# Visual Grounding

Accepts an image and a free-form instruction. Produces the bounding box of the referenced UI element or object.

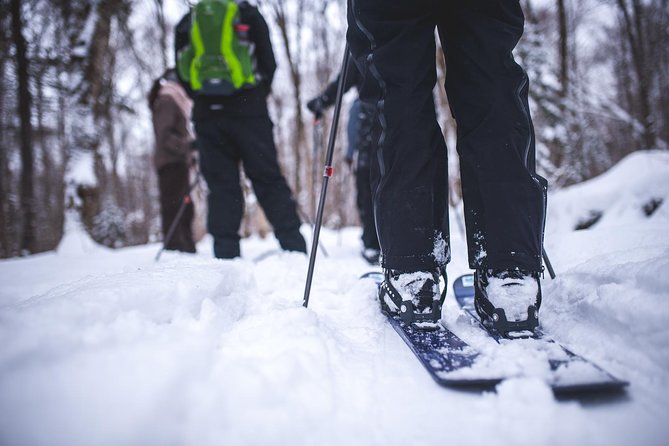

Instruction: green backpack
[177,0,256,95]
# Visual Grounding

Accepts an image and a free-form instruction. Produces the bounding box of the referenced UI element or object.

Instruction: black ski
[362,271,628,395]
[362,272,505,389]
[452,274,628,394]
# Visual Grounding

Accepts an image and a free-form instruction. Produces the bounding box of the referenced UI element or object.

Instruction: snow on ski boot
[379,269,445,331]
[474,268,542,337]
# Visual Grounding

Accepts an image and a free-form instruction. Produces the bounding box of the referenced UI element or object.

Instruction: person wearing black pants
[353,102,381,263]
[176,3,306,259]
[347,0,547,331]
[307,62,381,264]
[149,70,196,254]
[157,163,196,253]
[194,115,306,258]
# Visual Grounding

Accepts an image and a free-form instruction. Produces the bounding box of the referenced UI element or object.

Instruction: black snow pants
[356,105,381,251]
[347,0,547,273]
[158,162,196,253]
[194,115,306,259]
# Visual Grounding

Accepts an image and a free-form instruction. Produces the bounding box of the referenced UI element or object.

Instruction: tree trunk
[0,7,10,256]
[616,0,657,149]
[154,0,168,71]
[557,0,569,97]
[70,1,123,231]
[271,2,306,200]
[10,0,36,254]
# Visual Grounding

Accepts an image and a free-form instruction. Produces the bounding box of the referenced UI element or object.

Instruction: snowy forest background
[0,0,667,258]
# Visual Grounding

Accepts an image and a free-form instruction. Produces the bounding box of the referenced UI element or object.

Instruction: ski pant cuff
[382,253,440,273]
[471,250,543,273]
[213,237,241,259]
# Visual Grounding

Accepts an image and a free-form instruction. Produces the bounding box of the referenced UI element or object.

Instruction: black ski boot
[474,268,542,336]
[379,269,446,331]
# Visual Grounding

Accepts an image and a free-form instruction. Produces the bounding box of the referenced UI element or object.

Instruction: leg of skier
[356,105,381,265]
[348,0,450,329]
[195,118,245,259]
[234,116,307,255]
[438,0,548,334]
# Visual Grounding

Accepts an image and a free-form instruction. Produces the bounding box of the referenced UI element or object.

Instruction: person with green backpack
[175,0,306,259]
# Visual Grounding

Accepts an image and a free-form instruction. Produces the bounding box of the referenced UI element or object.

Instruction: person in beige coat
[149,69,196,253]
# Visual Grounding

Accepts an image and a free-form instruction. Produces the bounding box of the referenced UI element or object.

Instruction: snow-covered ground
[1,151,668,446]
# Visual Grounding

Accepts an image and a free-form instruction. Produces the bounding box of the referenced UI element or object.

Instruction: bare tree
[266,0,308,198]
[10,0,36,254]
[556,0,569,97]
[153,0,169,71]
[614,0,658,149]
[0,0,13,256]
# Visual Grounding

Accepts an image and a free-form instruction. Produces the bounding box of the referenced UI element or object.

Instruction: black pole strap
[303,44,351,308]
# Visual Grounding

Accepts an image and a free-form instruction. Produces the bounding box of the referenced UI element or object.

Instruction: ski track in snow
[1,151,669,446]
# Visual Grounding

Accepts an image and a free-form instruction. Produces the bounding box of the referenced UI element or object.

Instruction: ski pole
[304,113,330,258]
[542,247,556,279]
[155,165,202,262]
[297,207,329,258]
[312,113,323,219]
[303,44,351,308]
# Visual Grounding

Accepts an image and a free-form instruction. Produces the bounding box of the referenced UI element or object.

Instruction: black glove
[307,96,325,115]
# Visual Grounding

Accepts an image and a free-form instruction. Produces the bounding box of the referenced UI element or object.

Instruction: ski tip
[360,271,383,284]
[452,273,475,302]
[552,379,629,399]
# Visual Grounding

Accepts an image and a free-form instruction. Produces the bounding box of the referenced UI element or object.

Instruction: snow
[547,150,669,233]
[388,271,438,303]
[483,272,539,322]
[1,151,669,446]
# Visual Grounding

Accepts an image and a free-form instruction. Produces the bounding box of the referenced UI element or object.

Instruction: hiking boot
[474,268,542,335]
[361,248,381,265]
[379,269,445,330]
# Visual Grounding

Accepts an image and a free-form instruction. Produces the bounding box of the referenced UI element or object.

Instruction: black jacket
[175,2,277,119]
